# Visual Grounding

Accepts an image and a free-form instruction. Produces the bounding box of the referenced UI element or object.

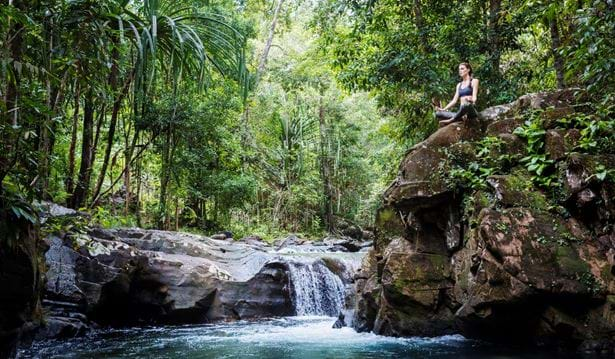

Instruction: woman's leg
[450,103,477,122]
[435,110,456,121]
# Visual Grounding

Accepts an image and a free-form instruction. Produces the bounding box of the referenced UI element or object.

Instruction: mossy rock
[545,129,580,161]
[478,207,592,295]
[445,141,477,167]
[558,153,615,202]
[497,133,525,157]
[381,246,451,309]
[486,174,549,210]
[486,117,524,136]
[374,206,405,250]
[541,106,576,128]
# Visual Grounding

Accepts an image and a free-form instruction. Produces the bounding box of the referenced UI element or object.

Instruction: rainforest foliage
[1,0,613,239]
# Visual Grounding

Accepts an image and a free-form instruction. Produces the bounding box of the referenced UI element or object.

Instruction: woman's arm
[441,84,460,111]
[471,78,479,103]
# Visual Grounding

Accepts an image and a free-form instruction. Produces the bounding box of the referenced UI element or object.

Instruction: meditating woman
[435,62,479,125]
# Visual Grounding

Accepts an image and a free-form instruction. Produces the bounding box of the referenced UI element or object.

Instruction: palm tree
[79,0,248,210]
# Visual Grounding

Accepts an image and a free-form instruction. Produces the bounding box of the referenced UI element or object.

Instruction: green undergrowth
[440,100,615,262]
[443,101,614,206]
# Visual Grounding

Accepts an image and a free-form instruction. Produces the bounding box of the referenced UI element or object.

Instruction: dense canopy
[1,0,613,238]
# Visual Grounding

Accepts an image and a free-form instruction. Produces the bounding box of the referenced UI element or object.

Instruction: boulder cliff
[349,89,615,354]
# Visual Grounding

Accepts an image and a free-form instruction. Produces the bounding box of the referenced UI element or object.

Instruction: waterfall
[287,260,347,316]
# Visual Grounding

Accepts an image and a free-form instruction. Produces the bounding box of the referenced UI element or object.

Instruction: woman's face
[459,64,469,77]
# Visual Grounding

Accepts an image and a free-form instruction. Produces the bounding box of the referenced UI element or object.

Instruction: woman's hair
[460,62,473,76]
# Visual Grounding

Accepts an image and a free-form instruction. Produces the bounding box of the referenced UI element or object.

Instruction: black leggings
[436,103,478,122]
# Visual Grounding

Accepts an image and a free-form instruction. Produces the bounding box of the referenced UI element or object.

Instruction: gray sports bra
[458,79,473,97]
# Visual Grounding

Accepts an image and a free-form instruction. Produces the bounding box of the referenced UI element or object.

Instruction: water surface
[19,316,581,359]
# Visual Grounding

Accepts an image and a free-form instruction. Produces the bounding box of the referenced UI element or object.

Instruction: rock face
[40,227,294,330]
[0,211,42,358]
[350,89,615,353]
[32,219,363,345]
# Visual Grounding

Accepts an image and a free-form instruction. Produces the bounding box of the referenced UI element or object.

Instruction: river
[17,244,584,358]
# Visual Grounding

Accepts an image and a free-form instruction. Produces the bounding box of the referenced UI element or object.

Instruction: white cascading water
[287,260,347,316]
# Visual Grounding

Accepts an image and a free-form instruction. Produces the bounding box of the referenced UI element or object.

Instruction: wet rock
[352,250,380,333]
[38,228,294,331]
[371,238,456,337]
[34,317,89,340]
[332,313,346,328]
[211,231,233,240]
[359,240,373,249]
[0,214,42,358]
[238,235,268,247]
[275,234,302,249]
[341,225,363,240]
[361,230,375,241]
[211,261,294,320]
[330,238,362,252]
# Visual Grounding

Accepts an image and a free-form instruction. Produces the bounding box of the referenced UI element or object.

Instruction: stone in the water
[332,313,346,329]
[211,231,233,240]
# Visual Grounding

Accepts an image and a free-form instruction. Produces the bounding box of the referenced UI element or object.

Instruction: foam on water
[187,316,466,346]
[19,317,570,359]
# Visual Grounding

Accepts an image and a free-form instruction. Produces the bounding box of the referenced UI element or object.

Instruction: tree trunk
[91,105,105,171]
[241,0,285,149]
[91,44,133,205]
[488,0,502,76]
[413,0,431,53]
[5,0,22,129]
[123,129,140,215]
[37,17,67,198]
[135,150,143,227]
[175,197,179,231]
[318,97,334,233]
[38,18,54,198]
[550,16,566,89]
[65,85,80,201]
[70,92,95,209]
[1,0,24,186]
[91,131,151,206]
[158,127,172,229]
[256,0,285,82]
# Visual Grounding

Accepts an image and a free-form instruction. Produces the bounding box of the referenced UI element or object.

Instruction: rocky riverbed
[27,208,368,345]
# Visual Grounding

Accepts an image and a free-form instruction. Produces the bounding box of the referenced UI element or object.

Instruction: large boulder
[454,206,613,348]
[349,89,615,353]
[39,227,294,333]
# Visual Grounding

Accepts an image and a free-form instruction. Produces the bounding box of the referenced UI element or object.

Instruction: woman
[435,62,479,125]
